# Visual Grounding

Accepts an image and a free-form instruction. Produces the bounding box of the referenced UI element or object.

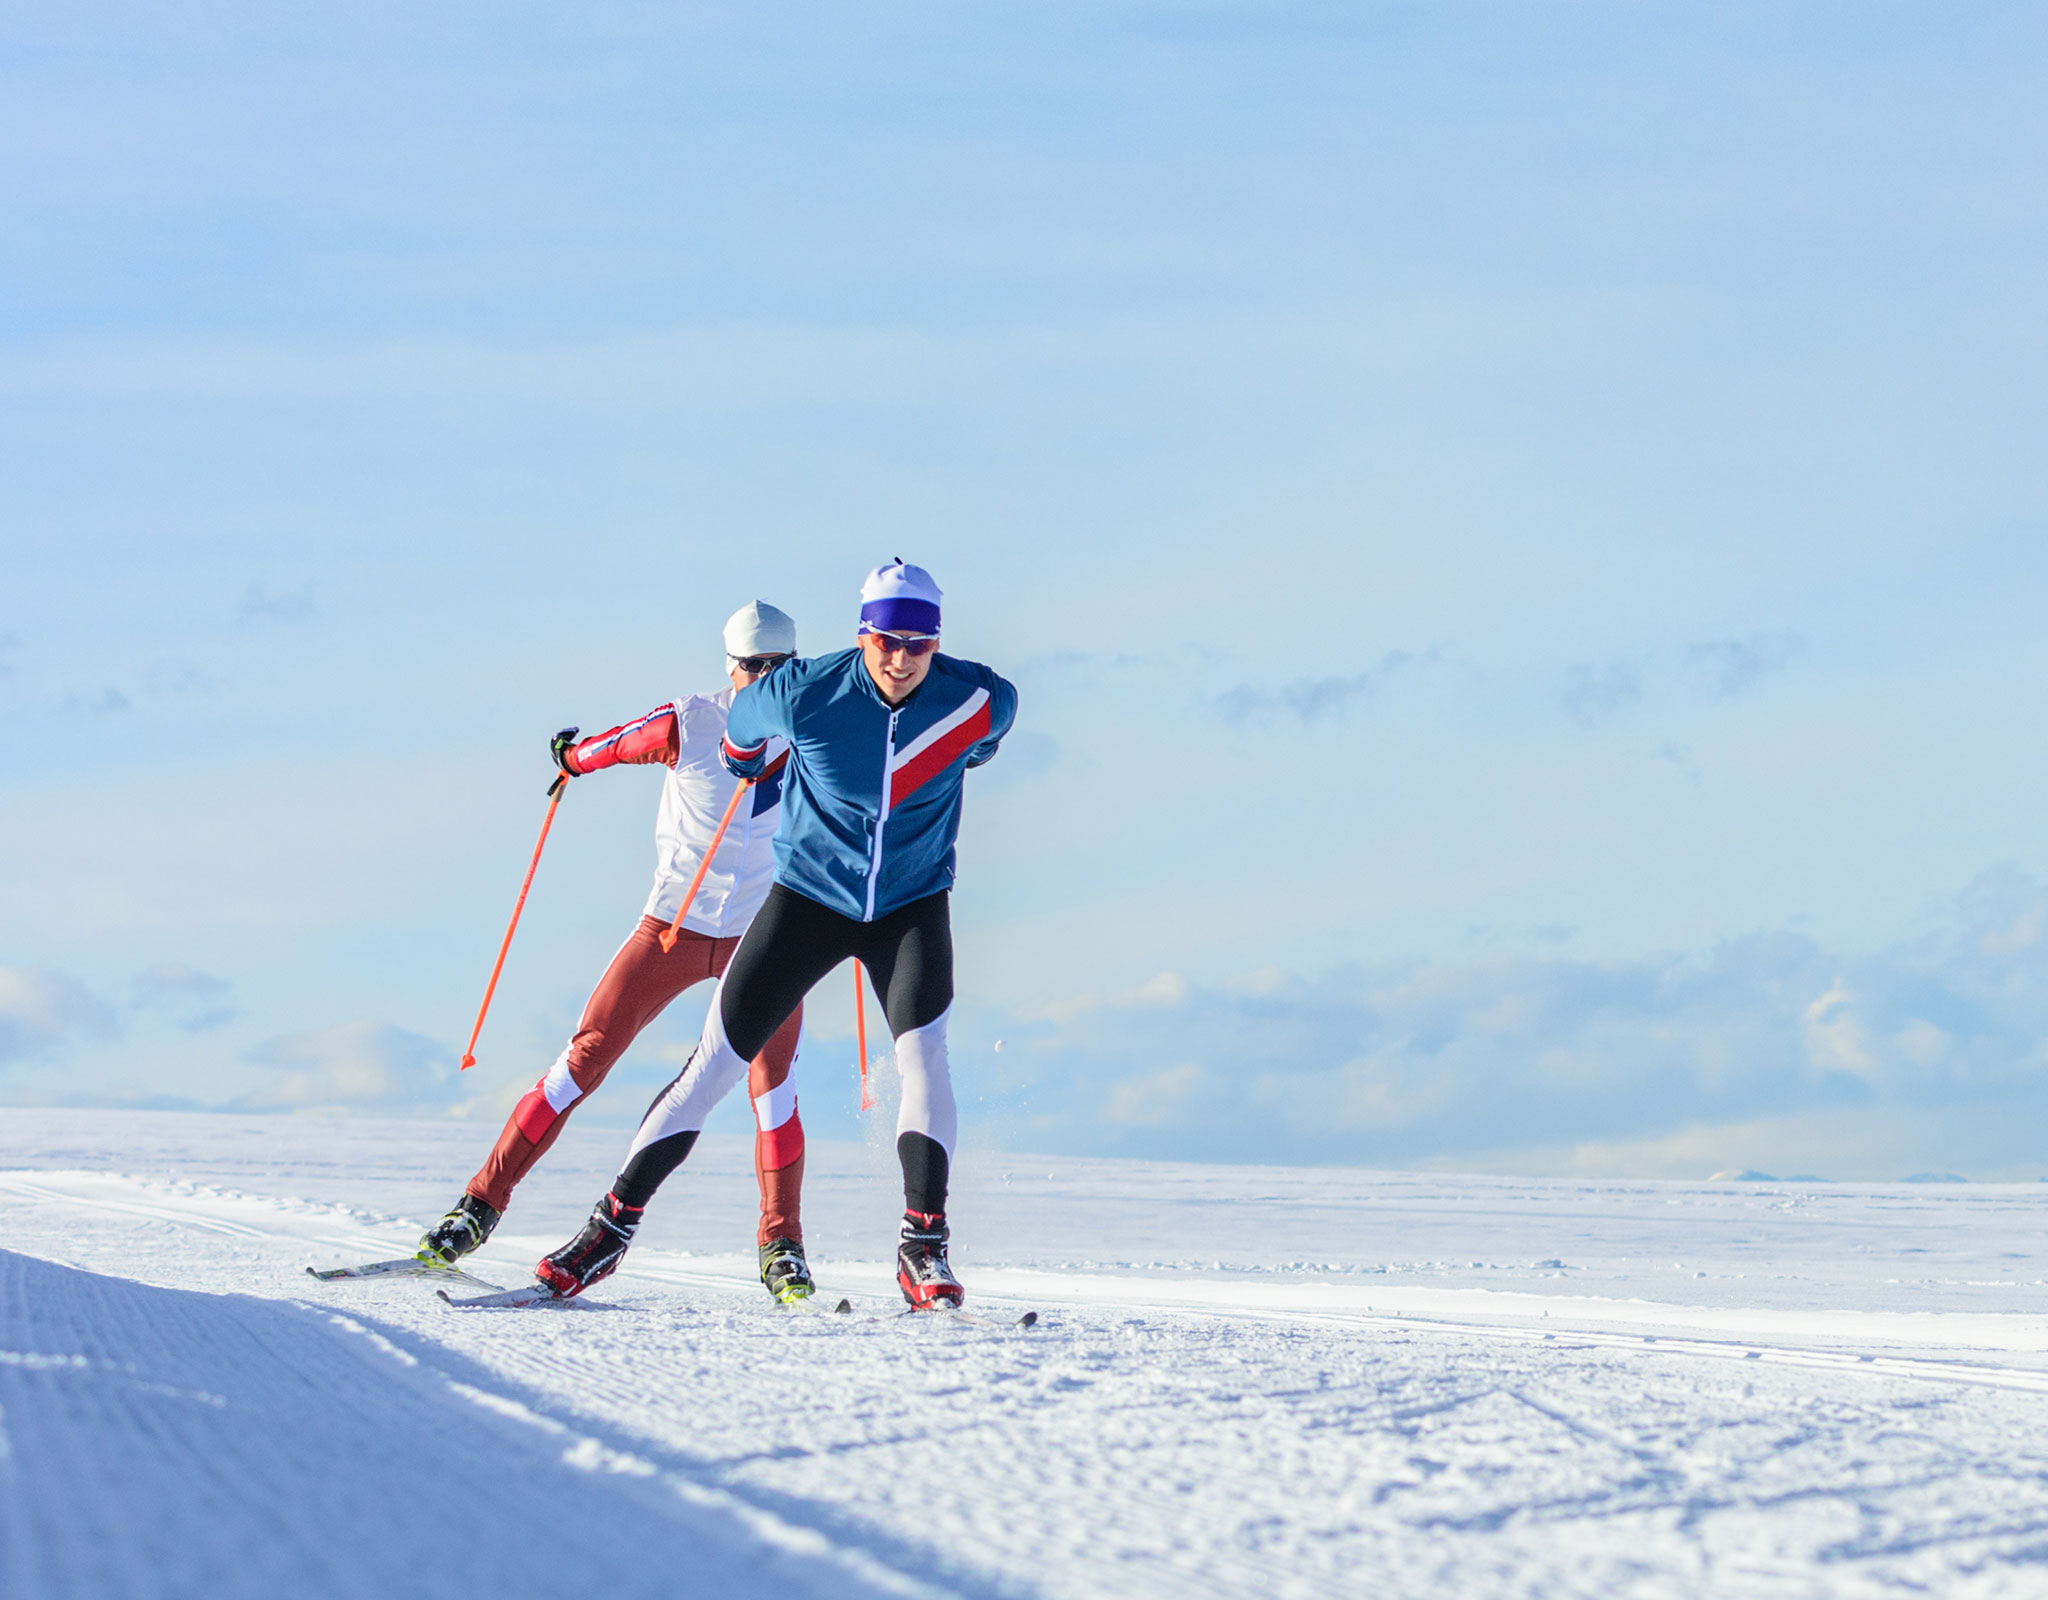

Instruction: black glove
[550,727,581,775]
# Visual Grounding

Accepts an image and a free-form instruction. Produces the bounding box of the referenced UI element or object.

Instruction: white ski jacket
[563,689,790,940]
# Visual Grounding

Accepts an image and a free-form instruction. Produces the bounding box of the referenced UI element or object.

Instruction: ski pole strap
[854,959,874,1111]
[461,775,570,1071]
[658,778,753,954]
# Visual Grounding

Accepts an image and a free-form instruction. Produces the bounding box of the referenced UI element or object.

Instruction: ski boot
[760,1237,814,1305]
[415,1194,501,1267]
[534,1192,643,1299]
[896,1210,963,1309]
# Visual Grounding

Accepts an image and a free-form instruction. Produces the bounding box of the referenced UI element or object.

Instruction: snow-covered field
[6,1110,2048,1598]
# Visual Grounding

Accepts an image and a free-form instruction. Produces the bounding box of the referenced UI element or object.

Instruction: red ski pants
[465,916,805,1241]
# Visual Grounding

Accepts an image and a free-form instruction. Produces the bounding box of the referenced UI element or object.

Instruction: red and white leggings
[464,915,804,1242]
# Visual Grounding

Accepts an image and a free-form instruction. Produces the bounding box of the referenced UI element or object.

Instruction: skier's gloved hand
[550,727,582,776]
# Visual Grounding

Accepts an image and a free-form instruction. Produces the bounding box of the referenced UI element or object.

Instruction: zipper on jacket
[864,709,898,921]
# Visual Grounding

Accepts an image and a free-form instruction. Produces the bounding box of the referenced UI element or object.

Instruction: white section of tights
[540,1049,581,1114]
[893,1005,956,1158]
[620,982,750,1162]
[752,1075,798,1133]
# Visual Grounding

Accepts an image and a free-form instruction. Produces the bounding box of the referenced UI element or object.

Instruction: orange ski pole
[460,773,570,1071]
[657,777,753,954]
[854,960,875,1111]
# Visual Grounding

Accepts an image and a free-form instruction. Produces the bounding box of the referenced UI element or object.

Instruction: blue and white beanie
[858,560,942,637]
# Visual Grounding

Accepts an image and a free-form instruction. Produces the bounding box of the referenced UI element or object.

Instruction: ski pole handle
[460,773,570,1071]
[657,778,753,954]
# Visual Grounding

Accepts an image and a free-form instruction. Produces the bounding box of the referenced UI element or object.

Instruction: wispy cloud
[976,730,1060,788]
[1683,632,1801,699]
[238,579,317,624]
[1656,740,1701,781]
[0,968,117,1064]
[967,868,2048,1180]
[132,963,235,1033]
[62,687,131,716]
[1561,659,1644,726]
[1565,633,1803,729]
[239,1020,455,1111]
[144,660,214,696]
[1216,649,1431,724]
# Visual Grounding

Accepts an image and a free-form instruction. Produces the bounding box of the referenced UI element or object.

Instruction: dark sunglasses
[729,652,792,675]
[864,628,938,657]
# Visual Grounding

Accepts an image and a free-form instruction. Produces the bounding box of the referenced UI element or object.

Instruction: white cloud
[239,1021,455,1112]
[131,962,235,1032]
[1801,982,1875,1080]
[1027,970,1192,1025]
[1104,1062,1207,1128]
[0,967,115,1064]
[967,868,2048,1180]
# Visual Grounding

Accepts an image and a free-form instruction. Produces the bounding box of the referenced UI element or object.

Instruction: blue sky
[3,2,2045,1178]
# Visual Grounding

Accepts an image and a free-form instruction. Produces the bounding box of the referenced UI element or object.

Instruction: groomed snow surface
[6,1112,2048,1598]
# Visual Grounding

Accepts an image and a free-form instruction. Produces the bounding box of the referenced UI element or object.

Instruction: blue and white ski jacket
[720,648,1018,922]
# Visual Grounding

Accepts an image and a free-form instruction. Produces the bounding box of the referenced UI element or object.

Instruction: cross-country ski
[437,1281,565,1310]
[898,1304,1040,1330]
[305,1257,500,1290]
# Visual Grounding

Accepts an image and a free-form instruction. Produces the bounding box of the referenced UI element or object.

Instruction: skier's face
[859,629,936,704]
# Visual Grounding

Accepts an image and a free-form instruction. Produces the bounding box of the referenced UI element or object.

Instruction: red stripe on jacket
[887,700,993,810]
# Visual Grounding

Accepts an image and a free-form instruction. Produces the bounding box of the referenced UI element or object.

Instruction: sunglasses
[729,653,792,675]
[863,628,938,657]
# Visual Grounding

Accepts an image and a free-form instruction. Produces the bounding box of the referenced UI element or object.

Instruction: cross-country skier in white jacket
[415,601,820,1303]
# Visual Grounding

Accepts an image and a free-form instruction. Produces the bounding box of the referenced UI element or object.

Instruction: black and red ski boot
[535,1192,643,1299]
[896,1210,963,1309]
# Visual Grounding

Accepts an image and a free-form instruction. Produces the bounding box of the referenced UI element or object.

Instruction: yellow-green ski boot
[760,1237,814,1305]
[416,1193,501,1267]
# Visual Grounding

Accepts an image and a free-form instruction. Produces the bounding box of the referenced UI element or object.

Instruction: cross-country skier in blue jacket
[533,560,1018,1308]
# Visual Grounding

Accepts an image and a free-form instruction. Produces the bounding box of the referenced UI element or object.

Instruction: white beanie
[858,560,942,635]
[723,600,797,658]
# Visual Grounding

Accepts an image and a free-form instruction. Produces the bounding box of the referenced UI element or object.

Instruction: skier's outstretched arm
[553,706,682,776]
[720,671,797,779]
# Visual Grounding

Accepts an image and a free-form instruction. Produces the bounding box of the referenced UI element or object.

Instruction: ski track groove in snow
[10,1112,2048,1596]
